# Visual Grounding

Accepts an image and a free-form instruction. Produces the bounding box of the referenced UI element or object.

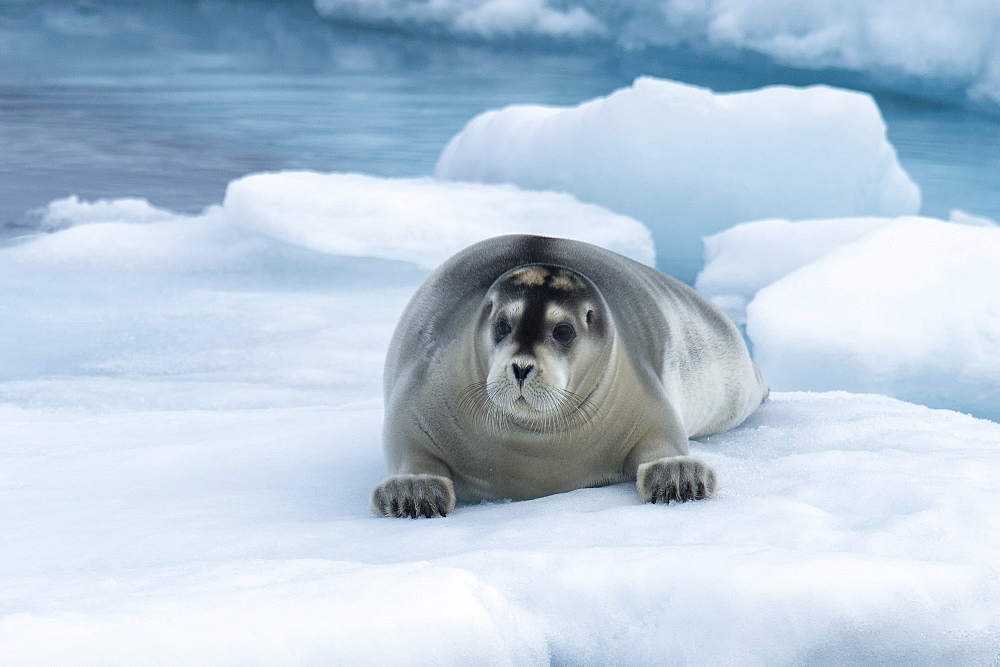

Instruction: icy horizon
[3,0,999,114]
[315,0,1000,110]
[4,0,999,230]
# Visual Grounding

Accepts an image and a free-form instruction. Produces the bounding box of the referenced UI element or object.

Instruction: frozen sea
[3,0,1000,663]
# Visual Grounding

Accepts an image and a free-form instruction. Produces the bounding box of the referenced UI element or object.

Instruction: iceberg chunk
[745,218,1000,421]
[224,171,655,268]
[436,77,919,282]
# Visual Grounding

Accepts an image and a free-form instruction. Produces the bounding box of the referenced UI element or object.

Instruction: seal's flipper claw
[371,474,456,518]
[637,456,717,504]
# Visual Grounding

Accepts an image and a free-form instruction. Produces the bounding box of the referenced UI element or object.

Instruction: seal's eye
[495,318,512,340]
[552,323,576,345]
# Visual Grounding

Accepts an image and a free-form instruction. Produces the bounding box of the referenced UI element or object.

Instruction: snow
[950,208,1000,228]
[3,177,1000,662]
[698,215,1000,422]
[223,171,655,268]
[24,195,181,232]
[435,77,919,283]
[696,216,893,303]
[314,0,1000,108]
[695,216,893,325]
[747,218,1000,422]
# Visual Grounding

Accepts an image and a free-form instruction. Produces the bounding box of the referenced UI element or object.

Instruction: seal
[371,235,768,518]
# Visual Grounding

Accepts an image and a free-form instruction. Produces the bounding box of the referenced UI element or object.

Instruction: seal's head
[465,263,612,431]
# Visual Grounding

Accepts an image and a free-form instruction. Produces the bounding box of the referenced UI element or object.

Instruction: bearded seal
[371,235,768,518]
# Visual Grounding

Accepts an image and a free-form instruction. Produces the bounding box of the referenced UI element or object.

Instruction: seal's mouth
[507,395,538,414]
[458,380,599,434]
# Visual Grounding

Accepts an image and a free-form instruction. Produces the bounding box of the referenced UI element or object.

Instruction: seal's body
[372,235,767,518]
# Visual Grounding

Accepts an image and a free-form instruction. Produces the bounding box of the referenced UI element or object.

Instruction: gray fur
[372,235,768,517]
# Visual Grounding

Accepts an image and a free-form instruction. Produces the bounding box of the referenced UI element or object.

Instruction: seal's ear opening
[586,310,594,326]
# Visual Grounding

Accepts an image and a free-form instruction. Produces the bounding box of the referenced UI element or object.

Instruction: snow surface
[748,218,1000,422]
[695,216,893,325]
[698,215,1000,422]
[223,171,655,268]
[3,181,1000,662]
[435,77,919,283]
[314,0,1000,108]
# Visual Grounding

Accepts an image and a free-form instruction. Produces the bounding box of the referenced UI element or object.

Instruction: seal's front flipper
[370,474,456,518]
[636,456,717,504]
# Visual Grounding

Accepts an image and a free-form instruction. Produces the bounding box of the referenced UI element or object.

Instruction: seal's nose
[511,363,534,386]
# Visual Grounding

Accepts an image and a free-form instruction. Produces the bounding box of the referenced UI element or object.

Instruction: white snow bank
[24,195,180,232]
[435,77,919,283]
[224,171,655,268]
[2,386,999,663]
[950,208,999,227]
[4,205,239,273]
[1,555,547,664]
[315,0,1000,108]
[695,216,893,325]
[11,173,653,271]
[696,216,890,307]
[697,212,998,316]
[741,218,1000,421]
[3,197,1000,661]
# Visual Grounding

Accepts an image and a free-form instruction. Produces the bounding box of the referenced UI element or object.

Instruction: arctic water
[3,0,999,247]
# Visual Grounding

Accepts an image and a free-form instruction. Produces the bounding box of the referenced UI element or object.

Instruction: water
[3,0,999,236]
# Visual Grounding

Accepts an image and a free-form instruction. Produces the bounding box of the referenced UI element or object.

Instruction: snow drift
[435,77,919,283]
[698,215,1000,422]
[20,172,654,268]
[695,216,892,326]
[223,171,654,268]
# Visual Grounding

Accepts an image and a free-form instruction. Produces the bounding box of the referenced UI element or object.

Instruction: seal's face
[466,264,610,432]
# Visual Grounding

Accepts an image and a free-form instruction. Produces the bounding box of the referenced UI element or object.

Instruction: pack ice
[435,77,920,283]
[2,114,999,663]
[698,213,1000,422]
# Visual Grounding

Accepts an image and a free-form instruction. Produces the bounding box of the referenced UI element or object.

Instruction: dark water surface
[3,0,999,234]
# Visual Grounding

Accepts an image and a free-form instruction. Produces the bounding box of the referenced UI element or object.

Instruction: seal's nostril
[511,363,534,384]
